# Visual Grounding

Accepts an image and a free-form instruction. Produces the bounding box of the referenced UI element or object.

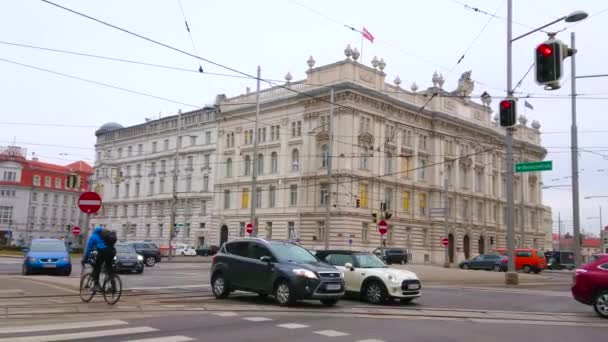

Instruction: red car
[571,254,608,318]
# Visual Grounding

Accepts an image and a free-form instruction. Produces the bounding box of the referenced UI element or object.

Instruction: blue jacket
[84,226,108,259]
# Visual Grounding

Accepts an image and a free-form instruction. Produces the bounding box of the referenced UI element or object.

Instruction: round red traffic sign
[78,192,102,214]
[72,226,81,236]
[246,222,253,235]
[441,237,449,247]
[377,220,388,235]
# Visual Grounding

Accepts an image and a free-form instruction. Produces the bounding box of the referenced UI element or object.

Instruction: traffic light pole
[443,177,450,268]
[168,110,182,261]
[250,66,261,236]
[505,0,518,285]
[570,32,582,268]
[324,87,334,251]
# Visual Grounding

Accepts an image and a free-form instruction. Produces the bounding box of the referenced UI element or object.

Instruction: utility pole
[558,212,562,251]
[505,0,518,285]
[570,32,582,268]
[324,87,334,250]
[443,176,450,268]
[520,161,525,248]
[168,110,182,261]
[600,206,603,236]
[250,66,261,236]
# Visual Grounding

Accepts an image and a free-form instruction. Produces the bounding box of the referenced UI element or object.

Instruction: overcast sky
[1,0,607,235]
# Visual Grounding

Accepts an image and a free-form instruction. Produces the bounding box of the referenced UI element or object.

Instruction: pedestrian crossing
[0,320,194,342]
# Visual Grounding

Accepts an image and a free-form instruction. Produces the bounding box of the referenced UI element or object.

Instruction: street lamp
[505,1,587,285]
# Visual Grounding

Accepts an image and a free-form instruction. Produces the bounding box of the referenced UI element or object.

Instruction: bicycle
[79,251,123,305]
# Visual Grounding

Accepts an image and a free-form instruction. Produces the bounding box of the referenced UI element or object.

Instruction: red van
[495,248,547,273]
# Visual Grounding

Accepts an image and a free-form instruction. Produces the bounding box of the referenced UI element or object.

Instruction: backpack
[98,229,117,247]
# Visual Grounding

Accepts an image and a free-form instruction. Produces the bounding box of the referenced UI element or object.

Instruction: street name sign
[515,160,552,173]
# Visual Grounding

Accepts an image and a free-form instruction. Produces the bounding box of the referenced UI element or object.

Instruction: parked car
[495,248,547,273]
[210,238,345,306]
[459,254,507,272]
[114,243,144,274]
[373,248,408,264]
[125,241,162,267]
[22,239,72,276]
[545,251,575,270]
[196,244,219,256]
[316,250,421,304]
[175,244,197,256]
[571,254,608,318]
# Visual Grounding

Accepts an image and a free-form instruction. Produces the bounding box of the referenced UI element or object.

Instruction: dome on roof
[95,122,123,136]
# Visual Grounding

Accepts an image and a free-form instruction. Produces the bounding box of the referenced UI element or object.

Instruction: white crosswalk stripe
[212,311,238,317]
[0,319,196,342]
[276,323,309,329]
[243,317,273,322]
[314,329,350,337]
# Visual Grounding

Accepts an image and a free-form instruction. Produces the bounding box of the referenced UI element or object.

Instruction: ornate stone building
[92,49,552,264]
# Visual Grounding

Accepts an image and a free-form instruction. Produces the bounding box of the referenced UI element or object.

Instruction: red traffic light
[500,100,512,110]
[537,44,553,57]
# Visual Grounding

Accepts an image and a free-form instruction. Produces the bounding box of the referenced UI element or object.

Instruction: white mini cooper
[316,250,421,304]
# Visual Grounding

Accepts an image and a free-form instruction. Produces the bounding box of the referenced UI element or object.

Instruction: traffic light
[499,99,517,127]
[355,198,361,208]
[535,38,573,90]
[371,212,377,223]
[384,212,392,220]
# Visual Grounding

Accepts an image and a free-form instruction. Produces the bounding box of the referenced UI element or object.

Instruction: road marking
[243,317,273,322]
[276,323,309,329]
[355,340,386,342]
[212,312,238,317]
[0,320,128,334]
[314,330,350,337]
[121,336,194,342]
[470,318,608,328]
[0,327,158,342]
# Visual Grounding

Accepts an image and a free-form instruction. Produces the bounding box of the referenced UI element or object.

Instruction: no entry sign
[246,222,253,235]
[377,220,388,235]
[72,226,81,236]
[441,237,449,247]
[78,192,102,214]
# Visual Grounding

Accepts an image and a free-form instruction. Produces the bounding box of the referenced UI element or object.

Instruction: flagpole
[360,34,364,62]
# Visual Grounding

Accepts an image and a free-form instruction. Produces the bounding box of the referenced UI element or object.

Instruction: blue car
[22,239,72,276]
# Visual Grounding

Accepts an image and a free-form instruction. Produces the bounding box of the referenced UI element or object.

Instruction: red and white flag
[362,27,374,43]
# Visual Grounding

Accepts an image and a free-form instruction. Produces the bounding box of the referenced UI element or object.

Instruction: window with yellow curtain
[401,157,410,178]
[359,183,368,208]
[419,193,427,215]
[403,191,410,212]
[241,188,249,209]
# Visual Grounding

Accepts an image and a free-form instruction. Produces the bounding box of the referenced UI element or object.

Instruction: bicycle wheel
[102,273,122,305]
[79,273,96,303]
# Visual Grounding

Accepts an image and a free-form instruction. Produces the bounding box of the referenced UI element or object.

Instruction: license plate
[122,263,133,266]
[407,284,420,290]
[42,264,56,268]
[326,284,341,291]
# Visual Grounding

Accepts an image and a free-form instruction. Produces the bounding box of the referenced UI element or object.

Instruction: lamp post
[505,0,587,284]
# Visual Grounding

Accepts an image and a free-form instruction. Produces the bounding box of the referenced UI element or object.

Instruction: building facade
[91,108,217,246]
[92,51,552,264]
[0,146,93,246]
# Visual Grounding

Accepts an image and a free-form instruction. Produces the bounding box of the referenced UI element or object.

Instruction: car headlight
[28,257,37,262]
[339,272,344,279]
[61,257,70,262]
[113,256,117,261]
[137,254,144,261]
[386,275,400,283]
[293,269,318,279]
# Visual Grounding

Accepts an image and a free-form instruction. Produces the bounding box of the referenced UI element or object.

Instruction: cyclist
[82,226,116,291]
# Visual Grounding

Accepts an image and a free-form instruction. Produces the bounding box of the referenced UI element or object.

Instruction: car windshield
[354,254,387,268]
[115,244,135,253]
[269,242,319,263]
[30,241,66,253]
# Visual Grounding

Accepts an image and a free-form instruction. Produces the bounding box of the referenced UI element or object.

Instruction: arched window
[226,158,232,178]
[321,144,329,168]
[244,155,251,176]
[271,152,278,174]
[257,153,264,175]
[291,149,300,171]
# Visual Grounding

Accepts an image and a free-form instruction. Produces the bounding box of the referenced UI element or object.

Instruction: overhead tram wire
[0,57,200,109]
[176,0,204,73]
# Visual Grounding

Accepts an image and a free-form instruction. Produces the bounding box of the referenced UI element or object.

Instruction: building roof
[95,122,123,136]
[553,236,601,248]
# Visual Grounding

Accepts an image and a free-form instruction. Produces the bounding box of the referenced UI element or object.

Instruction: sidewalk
[394,264,552,285]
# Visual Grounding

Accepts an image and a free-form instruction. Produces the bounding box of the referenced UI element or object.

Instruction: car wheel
[320,298,339,307]
[462,263,470,270]
[363,280,388,304]
[400,298,414,304]
[211,273,230,299]
[145,256,156,267]
[594,290,608,319]
[523,265,532,273]
[275,280,296,306]
[492,265,501,272]
[22,265,30,276]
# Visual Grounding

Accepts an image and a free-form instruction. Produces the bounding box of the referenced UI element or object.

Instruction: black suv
[126,241,162,267]
[210,238,345,306]
[373,248,408,264]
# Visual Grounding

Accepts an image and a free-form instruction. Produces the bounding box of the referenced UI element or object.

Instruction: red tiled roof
[554,237,601,248]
